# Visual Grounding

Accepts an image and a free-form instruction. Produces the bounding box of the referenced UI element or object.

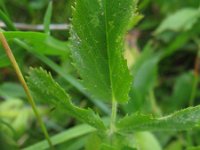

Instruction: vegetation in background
[0,0,200,149]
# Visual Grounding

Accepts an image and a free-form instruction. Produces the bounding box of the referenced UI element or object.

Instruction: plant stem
[109,98,117,142]
[0,32,53,149]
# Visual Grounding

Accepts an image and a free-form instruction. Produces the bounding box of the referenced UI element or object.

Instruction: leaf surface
[3,31,69,56]
[166,72,194,112]
[71,0,135,102]
[0,9,16,30]
[187,146,200,150]
[124,58,158,113]
[134,132,161,150]
[0,82,25,99]
[117,105,200,132]
[27,68,105,130]
[155,8,200,34]
[43,1,53,34]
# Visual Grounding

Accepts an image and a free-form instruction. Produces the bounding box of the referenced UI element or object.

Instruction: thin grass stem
[0,32,54,149]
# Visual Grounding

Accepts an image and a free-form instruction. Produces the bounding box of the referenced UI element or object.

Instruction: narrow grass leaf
[43,1,53,34]
[23,124,96,150]
[0,9,16,30]
[3,31,69,56]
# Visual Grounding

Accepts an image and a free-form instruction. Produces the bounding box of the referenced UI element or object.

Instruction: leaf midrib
[75,2,109,94]
[104,0,115,102]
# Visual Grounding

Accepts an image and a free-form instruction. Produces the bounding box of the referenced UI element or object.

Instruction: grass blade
[43,1,53,34]
[23,124,96,150]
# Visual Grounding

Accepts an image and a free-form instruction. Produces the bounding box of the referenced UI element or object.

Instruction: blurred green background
[0,0,200,149]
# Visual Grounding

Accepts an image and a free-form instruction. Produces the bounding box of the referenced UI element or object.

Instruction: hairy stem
[0,32,53,149]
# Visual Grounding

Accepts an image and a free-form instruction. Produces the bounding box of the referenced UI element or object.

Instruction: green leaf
[167,72,194,112]
[0,45,25,68]
[0,82,25,99]
[27,68,105,130]
[85,133,102,150]
[134,132,161,150]
[155,8,200,34]
[100,144,118,150]
[70,0,135,102]
[132,57,158,92]
[165,140,182,150]
[0,0,7,13]
[43,1,52,34]
[13,38,110,114]
[64,136,87,150]
[117,105,200,132]
[0,9,16,30]
[23,124,96,150]
[3,31,69,56]
[124,44,159,113]
[0,47,10,67]
[161,31,194,58]
[122,147,137,150]
[187,146,200,150]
